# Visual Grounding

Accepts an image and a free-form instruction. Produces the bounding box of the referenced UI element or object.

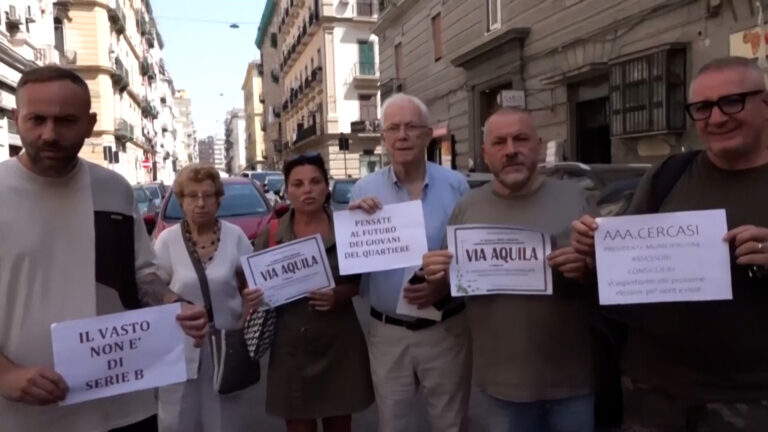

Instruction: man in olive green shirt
[572,57,768,431]
[424,108,597,432]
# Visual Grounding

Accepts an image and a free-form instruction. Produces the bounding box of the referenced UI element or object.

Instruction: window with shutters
[609,46,686,137]
[359,94,377,120]
[431,14,443,61]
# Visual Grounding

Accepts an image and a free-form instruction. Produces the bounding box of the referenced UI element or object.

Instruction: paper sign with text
[447,225,553,296]
[51,303,187,406]
[241,233,335,307]
[595,209,732,305]
[334,200,429,275]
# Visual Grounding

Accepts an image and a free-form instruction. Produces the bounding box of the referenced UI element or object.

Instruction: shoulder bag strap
[268,218,279,248]
[180,221,216,327]
[647,150,702,213]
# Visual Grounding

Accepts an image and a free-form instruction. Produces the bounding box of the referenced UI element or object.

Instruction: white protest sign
[447,225,553,296]
[51,303,187,406]
[241,233,335,307]
[334,200,429,275]
[595,209,732,305]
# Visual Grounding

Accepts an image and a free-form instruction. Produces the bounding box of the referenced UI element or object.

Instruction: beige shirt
[448,179,598,402]
[0,159,154,432]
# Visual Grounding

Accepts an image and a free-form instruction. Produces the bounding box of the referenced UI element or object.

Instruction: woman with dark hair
[253,153,373,432]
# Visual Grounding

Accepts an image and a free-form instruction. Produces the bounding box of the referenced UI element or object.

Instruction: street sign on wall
[498,90,526,109]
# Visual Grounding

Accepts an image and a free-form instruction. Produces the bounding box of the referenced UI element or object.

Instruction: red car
[148,177,289,241]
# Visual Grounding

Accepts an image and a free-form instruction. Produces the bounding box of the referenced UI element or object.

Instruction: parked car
[265,175,285,197]
[240,170,282,188]
[141,183,165,208]
[151,177,289,241]
[133,185,157,216]
[330,178,359,211]
[537,162,651,216]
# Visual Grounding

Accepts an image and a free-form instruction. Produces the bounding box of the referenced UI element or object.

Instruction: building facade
[224,108,247,174]
[257,0,385,178]
[242,60,267,170]
[198,135,215,165]
[174,89,197,166]
[0,1,60,163]
[57,0,181,184]
[255,3,284,170]
[375,0,767,169]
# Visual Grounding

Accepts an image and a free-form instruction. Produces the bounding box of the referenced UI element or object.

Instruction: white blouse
[154,221,253,377]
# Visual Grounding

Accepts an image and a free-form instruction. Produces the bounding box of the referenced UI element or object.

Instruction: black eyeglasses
[685,90,765,121]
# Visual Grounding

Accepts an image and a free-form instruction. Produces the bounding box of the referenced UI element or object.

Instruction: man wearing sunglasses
[571,56,768,430]
[348,94,471,432]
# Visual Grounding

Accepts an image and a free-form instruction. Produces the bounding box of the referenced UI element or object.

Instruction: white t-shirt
[154,221,253,377]
[0,158,155,432]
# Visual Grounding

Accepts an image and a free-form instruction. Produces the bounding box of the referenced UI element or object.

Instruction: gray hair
[691,56,766,96]
[381,93,431,126]
[482,107,533,144]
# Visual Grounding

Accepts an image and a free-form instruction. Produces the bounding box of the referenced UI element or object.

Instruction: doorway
[575,97,611,164]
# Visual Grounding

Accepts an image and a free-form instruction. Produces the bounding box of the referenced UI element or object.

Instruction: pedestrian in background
[571,56,768,431]
[0,65,207,432]
[423,108,598,432]
[253,153,373,432]
[154,164,263,432]
[349,94,472,432]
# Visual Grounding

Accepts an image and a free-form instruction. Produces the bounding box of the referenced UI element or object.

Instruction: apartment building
[198,135,215,165]
[0,1,60,162]
[242,60,267,170]
[56,0,181,183]
[375,0,765,169]
[174,89,197,165]
[255,3,284,170]
[224,108,247,174]
[258,0,385,178]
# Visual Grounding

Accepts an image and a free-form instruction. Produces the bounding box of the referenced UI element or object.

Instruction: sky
[152,0,267,139]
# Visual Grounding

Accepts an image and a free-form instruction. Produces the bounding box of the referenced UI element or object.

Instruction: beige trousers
[368,313,472,432]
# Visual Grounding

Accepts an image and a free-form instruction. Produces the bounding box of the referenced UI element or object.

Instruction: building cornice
[449,27,530,68]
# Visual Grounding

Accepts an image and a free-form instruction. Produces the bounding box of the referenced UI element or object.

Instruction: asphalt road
[249,297,490,431]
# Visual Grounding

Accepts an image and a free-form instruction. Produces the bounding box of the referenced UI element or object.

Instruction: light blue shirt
[350,162,469,319]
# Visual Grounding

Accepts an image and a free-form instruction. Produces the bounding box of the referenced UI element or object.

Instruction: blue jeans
[479,391,595,432]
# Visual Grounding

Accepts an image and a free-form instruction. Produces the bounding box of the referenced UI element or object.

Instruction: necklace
[183,220,221,266]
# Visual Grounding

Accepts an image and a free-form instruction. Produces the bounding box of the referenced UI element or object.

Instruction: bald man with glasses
[571,56,768,431]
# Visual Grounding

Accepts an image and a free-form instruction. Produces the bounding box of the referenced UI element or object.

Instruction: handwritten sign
[595,209,732,305]
[241,234,335,307]
[334,200,429,275]
[447,225,552,296]
[51,303,187,406]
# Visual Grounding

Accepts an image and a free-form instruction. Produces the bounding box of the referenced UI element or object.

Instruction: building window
[270,32,277,48]
[358,94,377,120]
[609,46,686,137]
[431,13,443,61]
[53,17,64,52]
[357,40,375,75]
[394,42,403,78]
[487,0,501,32]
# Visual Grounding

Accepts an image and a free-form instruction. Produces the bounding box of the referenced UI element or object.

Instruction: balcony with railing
[280,8,320,73]
[110,57,129,93]
[107,6,126,35]
[351,119,381,134]
[347,62,379,89]
[293,122,319,147]
[283,66,323,114]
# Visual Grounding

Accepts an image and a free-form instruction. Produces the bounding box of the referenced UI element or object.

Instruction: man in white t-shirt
[0,66,208,432]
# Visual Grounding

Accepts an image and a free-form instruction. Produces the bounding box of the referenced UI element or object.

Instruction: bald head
[483,108,538,145]
[690,57,766,98]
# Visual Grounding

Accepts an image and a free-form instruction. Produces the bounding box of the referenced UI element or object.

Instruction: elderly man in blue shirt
[350,94,471,432]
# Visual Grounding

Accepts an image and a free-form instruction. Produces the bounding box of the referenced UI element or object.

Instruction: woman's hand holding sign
[571,215,599,259]
[242,288,265,314]
[175,303,208,348]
